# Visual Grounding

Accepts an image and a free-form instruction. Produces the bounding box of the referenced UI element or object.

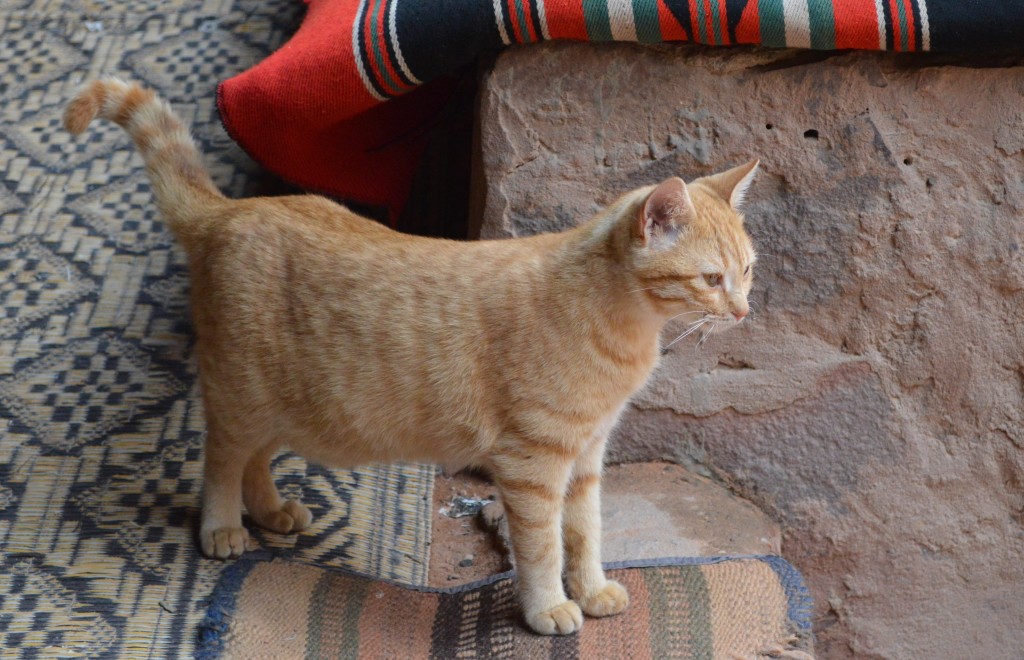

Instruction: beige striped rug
[197,556,814,659]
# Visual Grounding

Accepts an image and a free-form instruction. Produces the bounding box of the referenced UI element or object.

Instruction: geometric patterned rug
[0,1,435,657]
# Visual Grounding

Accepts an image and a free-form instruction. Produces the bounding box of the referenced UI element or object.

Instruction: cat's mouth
[705,314,743,334]
[662,308,747,352]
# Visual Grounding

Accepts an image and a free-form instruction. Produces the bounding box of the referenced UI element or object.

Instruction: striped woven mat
[197,556,814,659]
[0,1,435,658]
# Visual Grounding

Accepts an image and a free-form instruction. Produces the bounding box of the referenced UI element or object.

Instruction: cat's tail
[64,78,225,246]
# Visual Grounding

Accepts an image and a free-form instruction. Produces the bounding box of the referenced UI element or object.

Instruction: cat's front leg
[492,445,582,635]
[563,435,629,618]
[199,415,250,559]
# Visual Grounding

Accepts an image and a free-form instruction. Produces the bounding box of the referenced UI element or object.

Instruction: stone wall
[473,43,1024,658]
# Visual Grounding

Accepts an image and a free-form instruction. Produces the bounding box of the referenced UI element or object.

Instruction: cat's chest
[572,342,660,406]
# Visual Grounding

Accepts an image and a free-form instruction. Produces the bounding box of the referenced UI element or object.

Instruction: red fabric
[735,0,760,45]
[903,0,917,51]
[217,0,453,222]
[659,1,689,41]
[546,1,588,40]
[717,0,731,45]
[832,0,880,50]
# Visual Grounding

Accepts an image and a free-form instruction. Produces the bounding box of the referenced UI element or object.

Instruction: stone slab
[428,462,780,587]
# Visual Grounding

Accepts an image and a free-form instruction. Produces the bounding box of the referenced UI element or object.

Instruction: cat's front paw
[577,580,629,618]
[526,600,584,635]
[200,526,250,559]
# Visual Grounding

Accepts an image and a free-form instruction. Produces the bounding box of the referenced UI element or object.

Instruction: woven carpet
[0,1,435,658]
[196,556,814,659]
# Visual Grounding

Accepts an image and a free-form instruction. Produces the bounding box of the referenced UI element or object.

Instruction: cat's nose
[731,297,749,321]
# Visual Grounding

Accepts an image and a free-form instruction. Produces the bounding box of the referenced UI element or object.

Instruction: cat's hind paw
[282,499,313,530]
[254,499,313,534]
[200,526,250,559]
[577,580,629,618]
[526,600,584,635]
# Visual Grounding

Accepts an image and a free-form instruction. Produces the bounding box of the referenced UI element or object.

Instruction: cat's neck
[552,209,666,344]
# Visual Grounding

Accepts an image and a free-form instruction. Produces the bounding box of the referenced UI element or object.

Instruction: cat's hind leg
[241,443,312,534]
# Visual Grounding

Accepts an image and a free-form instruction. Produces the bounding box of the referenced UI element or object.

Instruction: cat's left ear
[701,159,760,210]
[637,177,696,248]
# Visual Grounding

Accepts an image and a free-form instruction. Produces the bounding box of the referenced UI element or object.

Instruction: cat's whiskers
[697,323,716,348]
[662,318,708,351]
[665,309,706,324]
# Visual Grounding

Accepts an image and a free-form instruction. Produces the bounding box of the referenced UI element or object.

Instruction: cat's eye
[744,265,750,276]
[704,273,722,287]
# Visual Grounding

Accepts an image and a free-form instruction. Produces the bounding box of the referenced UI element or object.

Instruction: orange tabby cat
[65,79,758,635]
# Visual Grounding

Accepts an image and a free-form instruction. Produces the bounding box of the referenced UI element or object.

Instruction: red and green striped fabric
[491,0,922,51]
[197,556,815,659]
[218,0,1023,221]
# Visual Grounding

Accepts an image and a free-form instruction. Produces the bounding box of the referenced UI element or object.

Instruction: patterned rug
[0,1,436,658]
[196,556,814,659]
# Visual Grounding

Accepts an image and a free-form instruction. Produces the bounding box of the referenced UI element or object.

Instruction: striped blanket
[218,0,1023,221]
[196,556,815,659]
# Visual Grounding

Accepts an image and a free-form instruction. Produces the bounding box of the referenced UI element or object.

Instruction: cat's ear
[637,177,695,247]
[701,159,760,210]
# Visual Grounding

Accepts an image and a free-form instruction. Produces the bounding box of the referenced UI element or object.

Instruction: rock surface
[474,43,1024,659]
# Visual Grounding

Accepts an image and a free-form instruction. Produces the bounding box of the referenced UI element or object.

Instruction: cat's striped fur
[65,78,758,635]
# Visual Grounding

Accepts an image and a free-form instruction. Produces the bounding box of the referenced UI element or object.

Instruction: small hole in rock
[803,129,819,139]
[765,123,774,130]
[903,157,913,165]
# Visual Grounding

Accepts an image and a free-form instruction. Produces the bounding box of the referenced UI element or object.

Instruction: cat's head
[627,160,759,333]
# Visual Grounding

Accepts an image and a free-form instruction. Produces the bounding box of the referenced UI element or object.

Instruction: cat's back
[189,192,573,366]
[202,194,392,257]
[196,193,566,299]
